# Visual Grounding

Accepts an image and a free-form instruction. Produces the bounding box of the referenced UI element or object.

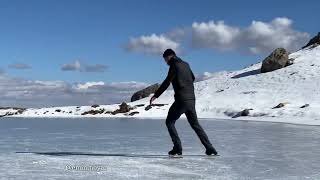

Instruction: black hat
[163,49,176,58]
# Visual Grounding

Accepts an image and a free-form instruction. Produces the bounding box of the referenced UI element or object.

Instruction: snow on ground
[7,46,320,125]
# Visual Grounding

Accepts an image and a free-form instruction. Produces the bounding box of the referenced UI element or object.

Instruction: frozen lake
[0,118,319,179]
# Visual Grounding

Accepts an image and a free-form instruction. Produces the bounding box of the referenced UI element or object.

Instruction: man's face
[163,55,172,66]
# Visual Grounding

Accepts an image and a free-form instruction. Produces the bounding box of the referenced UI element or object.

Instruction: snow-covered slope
[6,46,320,125]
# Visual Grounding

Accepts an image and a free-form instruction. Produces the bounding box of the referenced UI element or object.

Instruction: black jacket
[154,56,196,101]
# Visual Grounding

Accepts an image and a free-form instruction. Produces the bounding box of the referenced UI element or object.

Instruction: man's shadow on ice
[16,151,218,158]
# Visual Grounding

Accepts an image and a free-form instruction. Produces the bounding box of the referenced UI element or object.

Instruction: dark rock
[300,104,310,108]
[135,104,145,107]
[55,109,61,112]
[17,109,26,114]
[6,112,16,116]
[0,107,21,110]
[285,58,294,66]
[302,32,320,49]
[111,102,133,115]
[91,104,100,108]
[232,109,253,118]
[129,111,139,116]
[0,112,18,117]
[0,107,25,117]
[118,102,132,112]
[151,103,167,107]
[272,103,286,109]
[261,48,289,73]
[131,83,159,102]
[242,91,257,94]
[145,106,152,111]
[81,108,105,115]
[144,103,168,111]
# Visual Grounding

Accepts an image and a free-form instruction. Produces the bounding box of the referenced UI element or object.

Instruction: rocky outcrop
[81,108,105,115]
[91,104,100,108]
[272,102,289,109]
[261,48,289,73]
[128,111,139,116]
[131,83,159,102]
[80,102,142,116]
[144,104,168,111]
[300,104,310,108]
[232,108,253,118]
[111,102,134,115]
[0,107,26,117]
[302,32,320,49]
[0,107,26,111]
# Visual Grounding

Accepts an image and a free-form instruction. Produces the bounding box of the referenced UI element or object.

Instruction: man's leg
[185,100,216,151]
[166,101,184,151]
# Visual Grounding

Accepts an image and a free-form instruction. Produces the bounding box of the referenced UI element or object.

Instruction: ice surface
[0,118,319,179]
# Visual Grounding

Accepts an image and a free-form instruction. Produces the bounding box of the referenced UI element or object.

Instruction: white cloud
[165,28,186,41]
[76,81,105,90]
[192,17,310,54]
[243,17,309,54]
[127,17,310,56]
[0,74,149,108]
[8,63,32,70]
[61,60,108,73]
[61,60,81,71]
[109,81,148,90]
[192,21,241,50]
[125,34,180,55]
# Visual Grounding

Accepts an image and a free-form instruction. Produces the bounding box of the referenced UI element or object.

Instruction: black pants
[166,99,214,151]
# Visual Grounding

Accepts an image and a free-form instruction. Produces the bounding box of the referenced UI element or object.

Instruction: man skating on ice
[150,49,218,156]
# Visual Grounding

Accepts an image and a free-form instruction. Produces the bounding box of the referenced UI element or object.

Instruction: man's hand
[150,96,156,105]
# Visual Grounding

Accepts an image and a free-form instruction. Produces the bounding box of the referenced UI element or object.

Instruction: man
[150,49,218,156]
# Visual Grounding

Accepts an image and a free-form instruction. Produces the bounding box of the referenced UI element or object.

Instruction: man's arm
[153,66,175,98]
[190,69,195,82]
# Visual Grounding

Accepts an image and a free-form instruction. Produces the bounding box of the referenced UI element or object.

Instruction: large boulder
[302,32,320,49]
[131,83,159,102]
[261,48,289,73]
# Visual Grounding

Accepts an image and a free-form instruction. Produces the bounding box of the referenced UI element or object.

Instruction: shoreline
[3,115,320,126]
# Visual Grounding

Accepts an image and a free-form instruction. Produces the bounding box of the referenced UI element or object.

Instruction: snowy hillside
[4,46,320,125]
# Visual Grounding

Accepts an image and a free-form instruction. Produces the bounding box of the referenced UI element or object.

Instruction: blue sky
[0,0,318,107]
[0,0,318,83]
